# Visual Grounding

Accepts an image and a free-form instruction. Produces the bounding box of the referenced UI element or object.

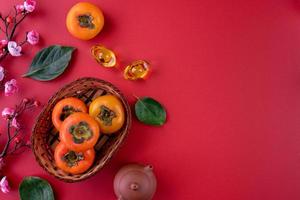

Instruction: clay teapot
[114,163,157,200]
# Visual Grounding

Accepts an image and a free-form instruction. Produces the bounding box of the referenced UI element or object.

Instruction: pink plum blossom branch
[0,98,39,158]
[0,0,38,64]
[0,1,38,194]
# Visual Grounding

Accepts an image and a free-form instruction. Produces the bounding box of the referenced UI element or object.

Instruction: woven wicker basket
[31,77,132,182]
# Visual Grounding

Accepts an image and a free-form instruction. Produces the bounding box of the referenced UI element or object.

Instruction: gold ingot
[91,45,116,67]
[123,60,150,80]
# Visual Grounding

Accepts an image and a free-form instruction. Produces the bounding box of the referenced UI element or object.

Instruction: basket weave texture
[31,77,132,182]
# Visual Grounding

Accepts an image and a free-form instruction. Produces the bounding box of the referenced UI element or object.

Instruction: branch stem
[0,121,12,158]
[9,13,27,41]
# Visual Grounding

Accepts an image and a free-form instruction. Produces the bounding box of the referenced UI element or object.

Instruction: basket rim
[31,77,132,183]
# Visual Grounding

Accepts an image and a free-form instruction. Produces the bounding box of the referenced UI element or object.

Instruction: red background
[0,0,300,199]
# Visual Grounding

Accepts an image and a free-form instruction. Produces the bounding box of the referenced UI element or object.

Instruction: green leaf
[135,97,167,126]
[19,176,55,200]
[23,45,76,81]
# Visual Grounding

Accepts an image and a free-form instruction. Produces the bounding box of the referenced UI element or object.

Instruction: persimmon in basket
[54,143,95,174]
[89,95,125,134]
[52,97,87,130]
[59,112,100,152]
[32,78,132,180]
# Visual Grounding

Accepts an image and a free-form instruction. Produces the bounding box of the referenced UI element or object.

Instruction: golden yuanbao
[91,45,117,67]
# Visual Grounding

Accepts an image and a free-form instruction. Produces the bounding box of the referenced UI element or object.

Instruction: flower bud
[6,16,13,24]
[4,79,18,96]
[22,98,29,104]
[33,100,40,107]
[13,137,20,144]
[27,30,39,45]
[24,0,36,13]
[1,108,15,119]
[15,5,24,14]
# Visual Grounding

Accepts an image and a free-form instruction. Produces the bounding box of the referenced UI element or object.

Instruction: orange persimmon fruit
[60,112,100,152]
[54,143,95,174]
[66,2,104,40]
[89,95,125,134]
[52,97,87,131]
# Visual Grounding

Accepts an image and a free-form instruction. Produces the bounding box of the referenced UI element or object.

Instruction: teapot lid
[114,164,157,200]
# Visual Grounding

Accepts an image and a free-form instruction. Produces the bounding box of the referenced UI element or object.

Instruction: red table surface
[0,0,300,199]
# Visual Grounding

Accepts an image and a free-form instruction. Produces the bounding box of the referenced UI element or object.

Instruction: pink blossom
[4,79,18,96]
[27,30,39,45]
[16,4,24,13]
[1,108,15,119]
[0,176,10,194]
[13,137,20,144]
[24,0,36,13]
[0,66,4,82]
[11,117,20,129]
[7,41,21,57]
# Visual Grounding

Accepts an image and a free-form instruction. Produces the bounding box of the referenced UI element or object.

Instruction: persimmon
[89,95,125,134]
[52,97,87,131]
[54,143,95,174]
[60,112,100,152]
[66,2,104,40]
